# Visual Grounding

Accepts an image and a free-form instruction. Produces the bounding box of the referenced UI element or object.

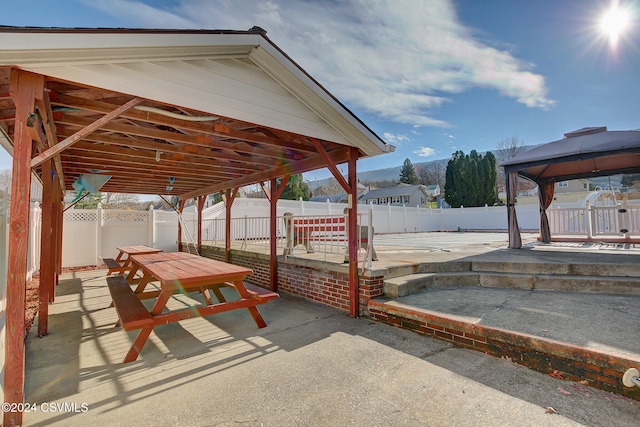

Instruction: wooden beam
[179,147,352,200]
[260,181,271,201]
[347,147,359,318]
[224,188,239,262]
[64,140,266,173]
[197,196,206,253]
[310,137,351,193]
[50,92,318,154]
[56,113,296,162]
[25,112,45,151]
[57,128,277,168]
[52,176,62,301]
[270,178,278,292]
[38,159,54,336]
[177,200,185,253]
[30,97,141,168]
[5,68,37,427]
[35,80,66,193]
[268,175,290,292]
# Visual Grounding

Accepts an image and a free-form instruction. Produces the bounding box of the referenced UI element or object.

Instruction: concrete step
[383,259,640,282]
[471,260,640,277]
[383,270,640,298]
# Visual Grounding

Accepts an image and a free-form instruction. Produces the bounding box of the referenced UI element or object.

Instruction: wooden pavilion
[0,26,394,425]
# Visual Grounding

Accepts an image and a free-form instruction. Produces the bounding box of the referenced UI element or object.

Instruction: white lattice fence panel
[103,211,148,222]
[154,211,178,222]
[64,210,97,222]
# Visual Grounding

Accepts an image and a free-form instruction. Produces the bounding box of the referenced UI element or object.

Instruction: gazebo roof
[502,127,640,183]
[0,26,394,198]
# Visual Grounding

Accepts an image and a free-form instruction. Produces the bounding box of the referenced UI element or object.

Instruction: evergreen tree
[73,191,103,209]
[444,150,497,207]
[621,174,640,188]
[279,174,311,200]
[399,158,419,184]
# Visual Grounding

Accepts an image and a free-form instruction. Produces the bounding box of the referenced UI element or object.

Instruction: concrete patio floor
[24,262,640,426]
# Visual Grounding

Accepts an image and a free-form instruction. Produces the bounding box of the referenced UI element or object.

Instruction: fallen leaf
[543,329,548,332]
[545,407,557,414]
[579,380,589,386]
[549,370,564,380]
[558,387,571,396]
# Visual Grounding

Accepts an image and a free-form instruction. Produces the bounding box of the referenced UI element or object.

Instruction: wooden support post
[38,159,54,336]
[177,200,185,253]
[223,188,238,263]
[348,147,359,317]
[5,68,37,427]
[267,176,289,292]
[51,177,62,302]
[197,195,205,253]
[269,179,278,292]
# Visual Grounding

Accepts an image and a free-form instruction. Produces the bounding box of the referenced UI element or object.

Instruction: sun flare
[600,1,630,46]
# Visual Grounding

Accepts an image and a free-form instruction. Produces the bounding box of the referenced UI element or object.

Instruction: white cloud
[413,147,437,157]
[87,0,555,127]
[382,132,411,145]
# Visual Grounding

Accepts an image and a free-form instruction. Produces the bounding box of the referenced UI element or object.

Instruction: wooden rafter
[34,80,66,192]
[30,97,142,168]
[180,147,352,200]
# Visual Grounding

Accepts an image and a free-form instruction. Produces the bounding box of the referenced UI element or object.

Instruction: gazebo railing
[548,201,640,240]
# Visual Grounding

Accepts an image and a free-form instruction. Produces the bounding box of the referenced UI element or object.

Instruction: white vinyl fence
[548,200,640,239]
[62,205,179,267]
[9,194,640,273]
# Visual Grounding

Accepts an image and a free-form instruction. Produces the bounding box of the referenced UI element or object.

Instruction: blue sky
[1,0,640,180]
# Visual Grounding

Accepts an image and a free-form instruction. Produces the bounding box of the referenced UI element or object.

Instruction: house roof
[361,184,428,199]
[502,127,640,183]
[0,26,395,199]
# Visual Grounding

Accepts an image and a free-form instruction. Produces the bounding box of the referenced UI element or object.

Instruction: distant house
[310,182,368,203]
[555,179,590,194]
[309,193,349,203]
[359,184,432,207]
[425,184,441,197]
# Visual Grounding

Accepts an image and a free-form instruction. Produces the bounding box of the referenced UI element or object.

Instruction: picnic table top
[137,256,253,289]
[116,245,163,256]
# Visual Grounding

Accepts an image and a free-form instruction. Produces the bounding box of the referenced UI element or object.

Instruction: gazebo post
[197,195,206,253]
[4,68,38,427]
[177,200,185,252]
[266,177,289,292]
[54,184,63,297]
[223,188,238,263]
[38,159,54,336]
[347,147,359,317]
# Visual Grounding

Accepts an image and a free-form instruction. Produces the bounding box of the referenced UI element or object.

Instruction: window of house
[404,195,410,203]
[392,196,402,204]
[558,181,568,187]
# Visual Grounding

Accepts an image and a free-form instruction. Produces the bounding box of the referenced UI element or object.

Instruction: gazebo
[0,26,394,425]
[502,126,640,248]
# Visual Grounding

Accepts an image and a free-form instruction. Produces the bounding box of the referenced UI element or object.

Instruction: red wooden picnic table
[117,254,278,363]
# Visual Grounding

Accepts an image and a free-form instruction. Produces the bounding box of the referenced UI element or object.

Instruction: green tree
[279,174,311,200]
[444,150,497,208]
[72,191,103,209]
[399,158,419,184]
[621,174,640,188]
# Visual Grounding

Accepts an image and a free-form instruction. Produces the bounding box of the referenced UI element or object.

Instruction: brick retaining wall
[199,245,384,316]
[368,299,640,401]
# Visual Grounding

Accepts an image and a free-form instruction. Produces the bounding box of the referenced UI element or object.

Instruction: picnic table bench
[103,245,163,276]
[107,276,153,331]
[108,253,279,363]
